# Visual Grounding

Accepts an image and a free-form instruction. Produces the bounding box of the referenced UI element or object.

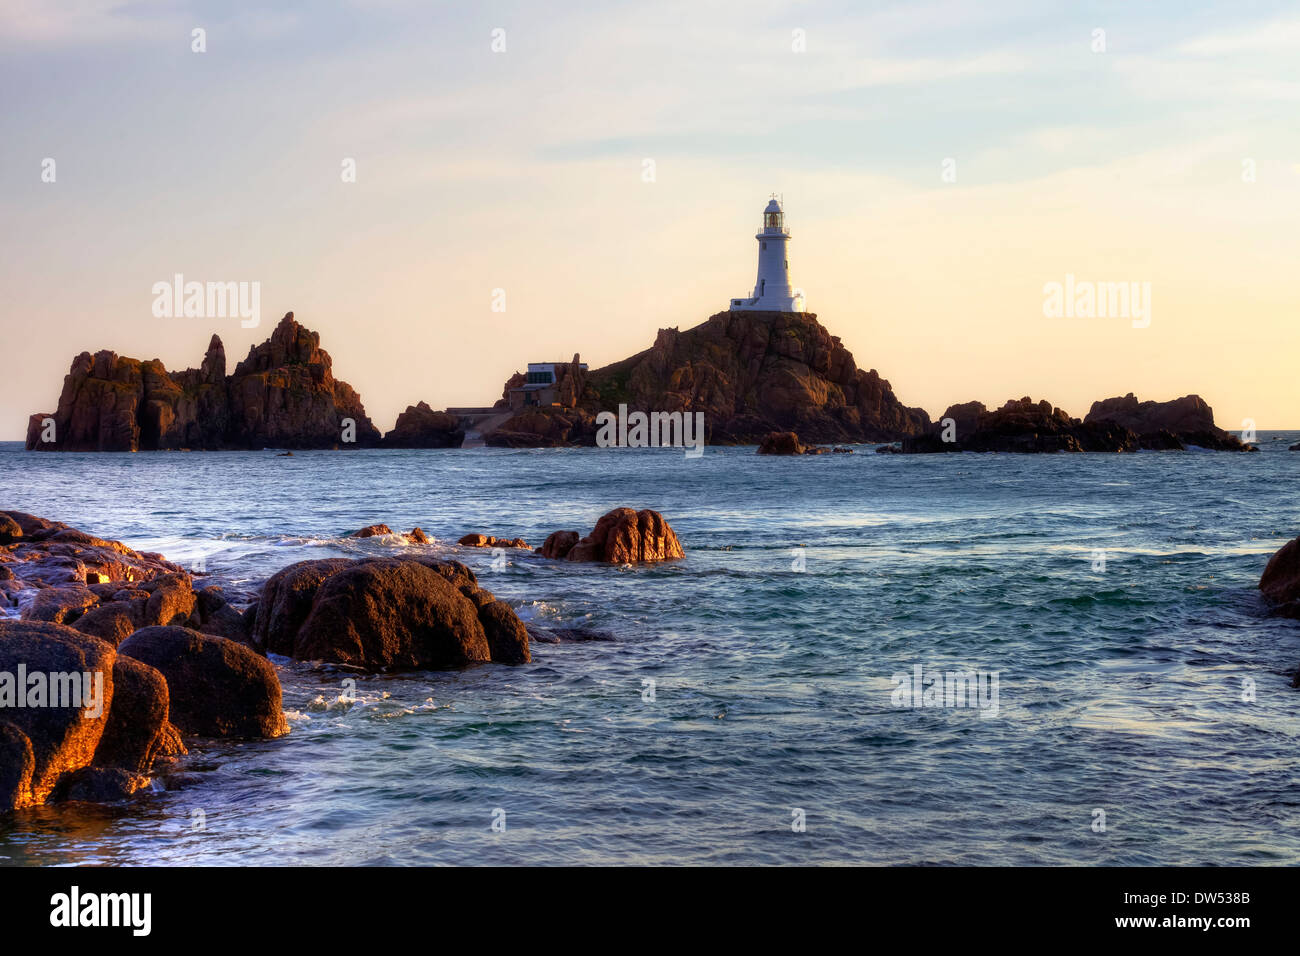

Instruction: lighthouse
[729,196,806,312]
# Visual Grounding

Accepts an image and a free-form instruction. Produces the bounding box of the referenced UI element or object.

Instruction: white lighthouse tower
[729,196,806,312]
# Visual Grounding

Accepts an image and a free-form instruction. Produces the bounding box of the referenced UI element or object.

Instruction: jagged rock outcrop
[26,312,381,451]
[382,401,464,448]
[487,311,929,446]
[896,394,1255,454]
[1083,393,1255,451]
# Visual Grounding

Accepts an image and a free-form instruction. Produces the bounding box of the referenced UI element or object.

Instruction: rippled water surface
[2,437,1298,865]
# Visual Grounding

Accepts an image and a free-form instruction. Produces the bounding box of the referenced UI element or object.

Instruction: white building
[507,360,588,410]
[729,197,806,312]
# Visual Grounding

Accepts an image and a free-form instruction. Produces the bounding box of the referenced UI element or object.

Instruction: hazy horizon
[3,0,1298,440]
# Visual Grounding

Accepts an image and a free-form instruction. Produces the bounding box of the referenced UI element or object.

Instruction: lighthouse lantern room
[729,196,806,313]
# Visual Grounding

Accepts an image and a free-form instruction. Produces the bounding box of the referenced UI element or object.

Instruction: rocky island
[877,393,1255,454]
[487,310,930,446]
[25,312,385,452]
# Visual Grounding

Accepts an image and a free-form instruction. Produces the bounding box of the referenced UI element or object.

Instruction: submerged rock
[458,533,528,549]
[52,767,152,804]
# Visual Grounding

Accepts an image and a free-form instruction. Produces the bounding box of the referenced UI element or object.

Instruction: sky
[1,0,1297,439]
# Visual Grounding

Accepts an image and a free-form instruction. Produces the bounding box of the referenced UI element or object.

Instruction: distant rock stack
[26,312,382,451]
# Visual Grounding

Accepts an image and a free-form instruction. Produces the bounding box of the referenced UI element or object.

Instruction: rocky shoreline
[0,507,683,812]
[4,503,1298,813]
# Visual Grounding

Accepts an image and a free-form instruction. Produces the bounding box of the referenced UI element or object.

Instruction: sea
[1,435,1298,865]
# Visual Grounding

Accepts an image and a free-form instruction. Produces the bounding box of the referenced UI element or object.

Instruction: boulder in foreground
[93,656,186,773]
[251,557,530,670]
[118,626,289,739]
[0,621,116,808]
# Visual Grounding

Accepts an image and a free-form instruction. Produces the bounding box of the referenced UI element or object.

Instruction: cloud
[0,0,174,47]
[1177,16,1300,56]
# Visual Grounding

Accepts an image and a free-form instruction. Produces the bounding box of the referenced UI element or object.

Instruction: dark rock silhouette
[896,394,1255,454]
[1084,393,1254,451]
[757,431,805,455]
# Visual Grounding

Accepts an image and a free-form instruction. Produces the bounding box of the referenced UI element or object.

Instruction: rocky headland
[487,310,930,447]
